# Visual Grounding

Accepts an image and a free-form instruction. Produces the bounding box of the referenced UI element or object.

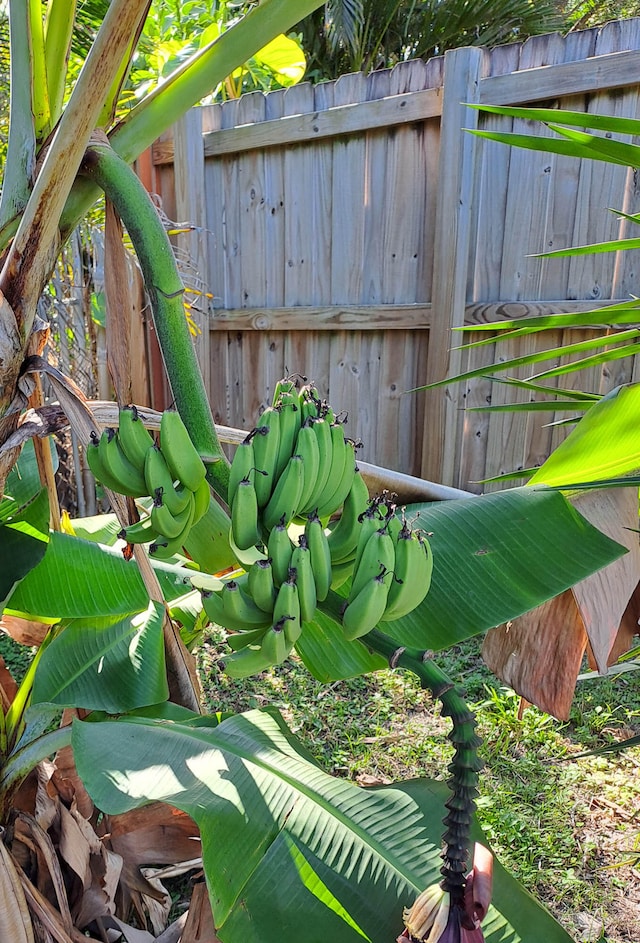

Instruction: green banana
[330,558,354,590]
[117,405,155,470]
[148,497,196,560]
[262,453,305,532]
[230,476,261,551]
[315,427,357,519]
[342,569,393,641]
[117,514,159,545]
[298,382,321,422]
[259,619,291,666]
[310,420,347,516]
[272,574,302,645]
[352,501,386,576]
[272,375,297,407]
[273,389,301,478]
[222,643,274,679]
[252,407,281,508]
[228,434,256,507]
[293,419,321,516]
[349,525,395,602]
[290,536,317,623]
[144,445,193,515]
[247,558,277,613]
[327,469,370,564]
[86,432,122,495]
[191,476,211,525]
[221,579,273,630]
[151,489,196,540]
[267,519,294,586]
[304,513,332,602]
[225,625,269,651]
[160,409,206,492]
[299,414,332,515]
[98,427,148,497]
[382,526,434,621]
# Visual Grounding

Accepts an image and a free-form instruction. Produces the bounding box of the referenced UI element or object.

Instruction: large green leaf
[73,708,572,943]
[374,487,626,650]
[529,383,640,488]
[4,531,191,620]
[0,489,50,608]
[295,609,386,682]
[0,439,50,523]
[31,601,168,711]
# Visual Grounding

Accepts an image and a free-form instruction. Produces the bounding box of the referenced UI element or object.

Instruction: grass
[198,630,640,943]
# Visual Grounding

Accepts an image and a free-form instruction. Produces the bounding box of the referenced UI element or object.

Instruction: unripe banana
[118,514,159,545]
[262,454,305,532]
[247,558,277,613]
[330,558,355,590]
[311,421,347,516]
[304,513,332,602]
[191,476,211,526]
[274,391,301,478]
[228,435,256,507]
[316,429,357,519]
[299,414,333,515]
[222,643,274,679]
[341,569,393,640]
[117,405,155,470]
[291,536,317,623]
[298,382,321,422]
[259,619,291,666]
[98,427,148,497]
[272,376,297,407]
[144,445,193,515]
[382,526,433,621]
[267,519,294,586]
[148,497,195,560]
[327,469,370,564]
[230,477,261,551]
[272,574,301,645]
[349,525,395,602]
[252,408,281,507]
[293,419,321,516]
[352,502,386,576]
[160,409,206,492]
[151,489,196,540]
[86,432,123,495]
[221,579,273,630]
[225,625,269,651]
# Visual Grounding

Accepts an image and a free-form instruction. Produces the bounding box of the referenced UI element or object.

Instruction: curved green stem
[79,141,230,501]
[365,629,483,902]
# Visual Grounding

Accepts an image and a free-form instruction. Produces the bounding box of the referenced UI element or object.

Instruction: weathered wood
[421,46,489,485]
[479,47,640,106]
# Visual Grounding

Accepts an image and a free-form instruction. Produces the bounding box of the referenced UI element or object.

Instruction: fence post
[420,46,488,486]
[174,108,211,397]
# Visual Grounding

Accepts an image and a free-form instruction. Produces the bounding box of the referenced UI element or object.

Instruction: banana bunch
[339,495,433,641]
[202,509,334,677]
[227,377,361,550]
[87,405,209,559]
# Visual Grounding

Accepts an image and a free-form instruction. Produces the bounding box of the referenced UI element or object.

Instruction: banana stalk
[365,630,483,906]
[79,140,230,501]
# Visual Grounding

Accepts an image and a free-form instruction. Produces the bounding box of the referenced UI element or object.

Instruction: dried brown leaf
[0,839,36,942]
[482,590,587,720]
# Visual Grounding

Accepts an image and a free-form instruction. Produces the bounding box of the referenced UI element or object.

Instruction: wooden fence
[140,17,640,491]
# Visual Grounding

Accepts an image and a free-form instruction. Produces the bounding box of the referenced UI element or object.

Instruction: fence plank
[421,46,489,485]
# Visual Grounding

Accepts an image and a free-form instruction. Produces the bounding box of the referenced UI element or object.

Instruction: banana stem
[366,629,482,903]
[79,140,230,501]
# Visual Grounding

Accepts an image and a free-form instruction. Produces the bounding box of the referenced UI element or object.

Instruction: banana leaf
[371,486,626,651]
[529,383,640,488]
[4,531,192,620]
[31,600,168,711]
[0,488,50,608]
[74,707,573,943]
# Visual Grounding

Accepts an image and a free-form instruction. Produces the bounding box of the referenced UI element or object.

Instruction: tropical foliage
[0,1,633,940]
